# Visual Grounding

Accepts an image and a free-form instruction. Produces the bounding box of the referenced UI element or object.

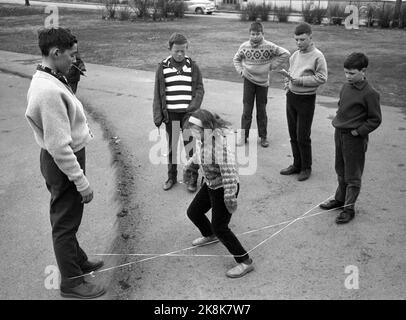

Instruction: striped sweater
[186,128,239,213]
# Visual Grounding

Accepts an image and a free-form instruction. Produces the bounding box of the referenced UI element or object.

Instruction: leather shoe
[81,260,104,273]
[335,211,355,224]
[163,178,176,191]
[280,165,300,175]
[187,182,197,193]
[319,199,344,210]
[226,259,254,278]
[260,138,269,148]
[297,168,311,181]
[60,281,106,299]
[192,235,217,246]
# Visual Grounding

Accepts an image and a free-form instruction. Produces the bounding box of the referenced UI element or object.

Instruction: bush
[274,6,289,23]
[401,4,406,28]
[327,3,345,25]
[240,3,271,22]
[377,5,394,28]
[166,0,186,18]
[302,3,327,25]
[103,0,120,20]
[117,5,133,20]
[360,4,380,27]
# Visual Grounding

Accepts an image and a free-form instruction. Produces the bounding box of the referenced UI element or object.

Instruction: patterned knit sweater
[186,128,239,213]
[233,39,290,87]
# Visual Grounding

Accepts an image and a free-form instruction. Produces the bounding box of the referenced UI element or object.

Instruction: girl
[184,109,254,278]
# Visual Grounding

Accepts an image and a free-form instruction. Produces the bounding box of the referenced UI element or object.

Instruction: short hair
[250,21,263,33]
[344,52,369,70]
[294,22,312,35]
[38,27,76,56]
[168,33,188,49]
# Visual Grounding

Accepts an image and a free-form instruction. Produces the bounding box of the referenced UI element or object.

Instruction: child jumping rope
[184,109,254,278]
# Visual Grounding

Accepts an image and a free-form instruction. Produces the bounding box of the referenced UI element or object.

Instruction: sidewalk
[0,50,405,299]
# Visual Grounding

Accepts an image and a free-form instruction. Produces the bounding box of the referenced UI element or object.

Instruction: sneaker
[319,199,344,210]
[280,165,300,175]
[297,168,311,181]
[260,138,269,148]
[163,178,176,191]
[60,281,106,299]
[226,260,254,278]
[192,235,217,246]
[81,260,104,273]
[335,210,355,224]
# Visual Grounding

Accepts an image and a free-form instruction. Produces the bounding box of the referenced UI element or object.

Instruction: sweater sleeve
[357,89,382,137]
[186,63,204,113]
[152,66,164,127]
[300,54,328,87]
[233,44,244,75]
[216,134,239,214]
[38,90,89,192]
[269,43,290,71]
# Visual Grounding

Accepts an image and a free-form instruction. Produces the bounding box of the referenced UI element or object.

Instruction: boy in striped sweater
[153,33,204,192]
[233,21,290,148]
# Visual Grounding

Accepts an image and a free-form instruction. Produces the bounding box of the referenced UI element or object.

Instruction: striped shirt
[163,56,193,112]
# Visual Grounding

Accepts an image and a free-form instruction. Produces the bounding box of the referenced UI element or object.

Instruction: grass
[0,3,405,110]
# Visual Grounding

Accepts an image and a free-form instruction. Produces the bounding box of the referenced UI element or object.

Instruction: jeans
[241,78,268,139]
[286,90,316,170]
[165,112,199,180]
[334,129,368,213]
[187,183,249,263]
[40,148,88,288]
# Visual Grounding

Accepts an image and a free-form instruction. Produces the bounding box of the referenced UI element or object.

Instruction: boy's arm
[186,63,204,113]
[295,55,328,87]
[152,66,164,127]
[269,44,290,71]
[355,90,382,137]
[233,45,244,76]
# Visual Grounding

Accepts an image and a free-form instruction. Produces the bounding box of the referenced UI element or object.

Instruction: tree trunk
[393,0,402,28]
[25,0,30,6]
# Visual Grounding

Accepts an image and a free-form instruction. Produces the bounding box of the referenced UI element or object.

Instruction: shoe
[187,175,198,193]
[236,137,247,146]
[81,260,104,273]
[335,211,355,224]
[226,259,254,278]
[260,138,269,148]
[163,178,176,191]
[192,235,217,246]
[319,199,344,210]
[297,168,311,181]
[280,165,300,175]
[60,281,106,299]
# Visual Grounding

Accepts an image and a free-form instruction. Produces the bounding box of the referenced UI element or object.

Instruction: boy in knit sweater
[153,33,204,192]
[280,22,328,181]
[25,28,105,299]
[319,52,381,224]
[233,21,290,148]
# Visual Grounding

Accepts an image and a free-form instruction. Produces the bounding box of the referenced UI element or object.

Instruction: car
[183,0,216,15]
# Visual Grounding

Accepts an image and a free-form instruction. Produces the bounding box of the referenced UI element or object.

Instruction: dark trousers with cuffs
[40,148,87,288]
[165,111,199,180]
[241,78,268,139]
[187,183,249,263]
[334,129,368,213]
[286,90,316,170]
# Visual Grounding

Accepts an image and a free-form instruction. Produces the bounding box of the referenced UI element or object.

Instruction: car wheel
[195,7,204,14]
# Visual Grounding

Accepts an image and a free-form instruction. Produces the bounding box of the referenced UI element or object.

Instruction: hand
[278,69,292,79]
[290,77,301,85]
[80,186,94,204]
[351,129,359,136]
[240,71,244,78]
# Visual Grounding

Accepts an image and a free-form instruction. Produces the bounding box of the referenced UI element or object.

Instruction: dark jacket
[153,56,204,127]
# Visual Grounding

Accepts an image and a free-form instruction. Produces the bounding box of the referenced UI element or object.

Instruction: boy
[153,33,204,192]
[280,22,328,181]
[25,28,105,299]
[66,48,86,94]
[319,52,382,224]
[233,21,290,148]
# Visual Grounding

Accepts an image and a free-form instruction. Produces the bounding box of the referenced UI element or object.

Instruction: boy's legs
[255,84,269,143]
[286,91,301,169]
[187,183,213,237]
[165,112,184,185]
[241,78,256,141]
[181,114,199,189]
[40,148,87,289]
[209,188,249,264]
[334,129,347,204]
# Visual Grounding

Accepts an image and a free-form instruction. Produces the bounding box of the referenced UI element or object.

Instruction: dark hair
[344,52,369,70]
[38,27,76,56]
[294,22,312,35]
[250,21,263,33]
[188,109,231,130]
[168,33,188,49]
